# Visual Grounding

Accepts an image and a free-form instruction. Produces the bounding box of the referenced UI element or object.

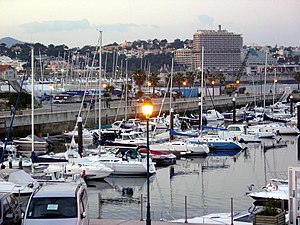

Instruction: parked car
[23,182,89,225]
[0,192,22,225]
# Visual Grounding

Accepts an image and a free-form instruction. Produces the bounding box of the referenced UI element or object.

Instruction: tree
[173,72,184,90]
[132,69,146,91]
[295,72,300,90]
[148,72,160,97]
[215,72,226,95]
[185,72,195,88]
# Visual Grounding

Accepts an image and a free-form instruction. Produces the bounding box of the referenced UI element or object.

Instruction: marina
[87,135,299,221]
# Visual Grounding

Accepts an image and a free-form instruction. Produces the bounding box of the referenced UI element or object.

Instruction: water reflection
[88,135,299,221]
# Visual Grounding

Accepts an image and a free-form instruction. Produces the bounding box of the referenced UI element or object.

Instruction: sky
[1,0,299,48]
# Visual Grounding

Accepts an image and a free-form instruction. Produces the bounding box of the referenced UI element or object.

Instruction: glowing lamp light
[183,81,187,86]
[236,80,240,84]
[211,80,215,85]
[274,79,278,83]
[142,98,153,119]
[102,83,107,89]
[147,81,151,87]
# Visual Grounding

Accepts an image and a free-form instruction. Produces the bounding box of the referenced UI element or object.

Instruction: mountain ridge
[0,37,26,47]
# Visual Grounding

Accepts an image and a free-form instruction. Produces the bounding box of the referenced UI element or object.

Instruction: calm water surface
[86,135,300,221]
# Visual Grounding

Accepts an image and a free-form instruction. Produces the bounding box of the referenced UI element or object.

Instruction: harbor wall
[0,94,277,137]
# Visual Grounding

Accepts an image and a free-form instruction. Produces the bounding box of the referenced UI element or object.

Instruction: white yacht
[86,153,156,176]
[44,157,114,180]
[150,140,210,156]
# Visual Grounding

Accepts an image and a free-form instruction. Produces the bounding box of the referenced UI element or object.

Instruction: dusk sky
[1,0,299,48]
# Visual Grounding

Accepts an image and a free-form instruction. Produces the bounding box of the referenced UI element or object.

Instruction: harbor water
[87,135,299,221]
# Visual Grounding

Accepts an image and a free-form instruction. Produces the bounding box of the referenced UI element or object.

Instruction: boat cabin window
[228,126,242,132]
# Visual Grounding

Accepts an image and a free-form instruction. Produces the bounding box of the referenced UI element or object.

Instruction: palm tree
[132,69,146,91]
[295,72,300,90]
[148,72,160,97]
[173,72,184,90]
[185,72,195,88]
[216,72,226,96]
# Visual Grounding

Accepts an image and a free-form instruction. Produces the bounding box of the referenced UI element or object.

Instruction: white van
[23,182,89,225]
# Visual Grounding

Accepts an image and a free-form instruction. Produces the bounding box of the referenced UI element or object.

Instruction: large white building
[175,26,243,73]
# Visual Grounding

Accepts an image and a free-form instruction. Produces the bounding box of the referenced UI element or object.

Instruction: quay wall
[0,94,276,137]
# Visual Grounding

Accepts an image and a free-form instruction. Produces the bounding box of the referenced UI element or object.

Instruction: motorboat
[0,169,39,195]
[204,109,224,121]
[85,151,156,176]
[188,135,243,151]
[137,148,176,167]
[149,140,210,156]
[44,157,114,180]
[250,122,300,135]
[13,135,49,155]
[224,124,260,143]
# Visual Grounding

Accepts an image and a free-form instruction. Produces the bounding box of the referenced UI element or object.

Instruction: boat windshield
[27,197,77,219]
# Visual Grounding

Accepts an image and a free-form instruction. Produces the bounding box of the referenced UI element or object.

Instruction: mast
[272,68,277,116]
[200,46,204,135]
[31,47,34,154]
[263,50,268,109]
[169,57,174,110]
[98,30,103,145]
[38,50,43,93]
[125,58,128,121]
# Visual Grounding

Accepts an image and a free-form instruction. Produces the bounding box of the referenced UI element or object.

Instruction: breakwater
[0,94,277,137]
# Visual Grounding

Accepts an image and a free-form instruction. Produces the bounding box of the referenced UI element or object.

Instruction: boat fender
[81,170,86,178]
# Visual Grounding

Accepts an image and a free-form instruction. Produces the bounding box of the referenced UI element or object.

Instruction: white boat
[44,157,114,180]
[204,109,224,121]
[3,156,32,168]
[250,122,300,135]
[0,169,39,195]
[113,131,147,146]
[150,140,210,156]
[13,135,48,152]
[247,126,275,139]
[63,128,94,146]
[86,153,156,176]
[224,124,260,143]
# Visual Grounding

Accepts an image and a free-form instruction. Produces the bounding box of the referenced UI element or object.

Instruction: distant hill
[0,37,26,47]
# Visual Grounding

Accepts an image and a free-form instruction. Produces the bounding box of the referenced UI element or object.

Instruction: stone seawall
[0,94,277,138]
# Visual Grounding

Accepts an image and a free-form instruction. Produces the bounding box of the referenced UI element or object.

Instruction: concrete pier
[0,94,276,136]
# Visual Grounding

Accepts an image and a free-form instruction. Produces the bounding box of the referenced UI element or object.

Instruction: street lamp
[49,84,54,113]
[141,97,153,225]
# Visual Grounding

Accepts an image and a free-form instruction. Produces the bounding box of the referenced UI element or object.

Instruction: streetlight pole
[232,97,236,124]
[211,80,215,98]
[141,98,153,225]
[49,84,54,113]
[146,117,151,225]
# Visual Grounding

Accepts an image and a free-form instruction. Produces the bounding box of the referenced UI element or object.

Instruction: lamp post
[235,79,239,95]
[182,81,187,98]
[49,84,54,113]
[147,81,151,95]
[141,97,153,225]
[232,97,236,124]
